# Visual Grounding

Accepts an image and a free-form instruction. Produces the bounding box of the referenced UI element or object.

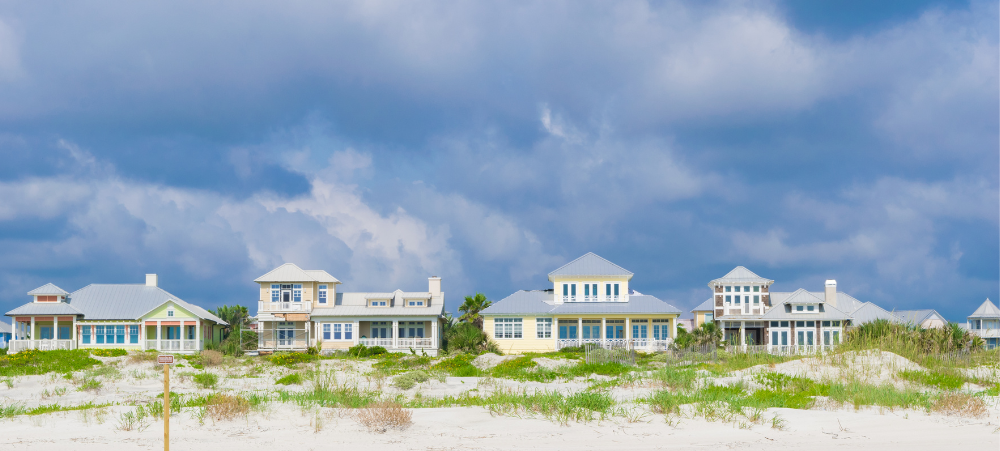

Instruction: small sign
[157,355,174,365]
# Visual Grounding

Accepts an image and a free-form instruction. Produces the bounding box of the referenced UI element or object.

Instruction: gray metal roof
[969,299,1000,319]
[27,283,69,296]
[769,291,862,312]
[6,302,84,316]
[761,300,851,321]
[483,290,681,315]
[893,309,945,325]
[849,302,904,325]
[255,263,341,284]
[0,322,10,334]
[310,292,444,317]
[6,284,225,324]
[709,266,773,286]
[781,289,825,304]
[691,298,714,312]
[547,253,633,280]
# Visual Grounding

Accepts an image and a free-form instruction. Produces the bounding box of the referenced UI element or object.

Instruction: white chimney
[824,280,836,308]
[428,276,441,295]
[146,274,158,287]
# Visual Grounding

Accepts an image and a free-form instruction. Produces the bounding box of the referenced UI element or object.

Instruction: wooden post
[164,363,169,451]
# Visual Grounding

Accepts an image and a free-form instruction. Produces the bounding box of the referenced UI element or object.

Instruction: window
[370,300,388,307]
[408,300,425,307]
[116,326,125,344]
[563,284,569,296]
[807,305,815,312]
[653,319,671,340]
[293,284,302,302]
[571,284,576,296]
[494,318,522,339]
[725,295,731,303]
[95,326,105,344]
[780,321,789,327]
[744,286,750,292]
[584,284,589,296]
[806,321,815,327]
[770,321,779,327]
[334,324,342,340]
[705,313,713,322]
[796,305,804,312]
[323,324,331,340]
[271,284,280,302]
[833,331,840,344]
[734,286,740,292]
[725,286,731,292]
[606,284,611,296]
[536,318,552,339]
[318,285,328,304]
[82,326,91,344]
[753,286,760,292]
[832,321,840,327]
[735,296,741,304]
[129,325,139,344]
[632,324,648,339]
[167,310,174,317]
[614,284,619,296]
[39,326,52,339]
[822,321,830,327]
[322,323,353,340]
[753,295,759,304]
[795,321,804,327]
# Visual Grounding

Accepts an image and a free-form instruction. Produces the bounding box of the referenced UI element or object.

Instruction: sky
[0,0,995,322]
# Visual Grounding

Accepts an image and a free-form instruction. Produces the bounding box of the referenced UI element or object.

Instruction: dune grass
[0,350,100,377]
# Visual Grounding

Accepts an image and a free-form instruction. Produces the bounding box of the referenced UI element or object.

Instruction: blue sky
[0,0,995,321]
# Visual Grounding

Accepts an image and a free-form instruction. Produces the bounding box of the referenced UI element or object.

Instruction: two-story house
[254,263,445,355]
[968,299,1000,350]
[5,275,227,353]
[481,253,681,354]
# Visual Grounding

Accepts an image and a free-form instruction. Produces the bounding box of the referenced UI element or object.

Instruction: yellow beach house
[254,263,446,355]
[5,275,227,353]
[482,253,682,354]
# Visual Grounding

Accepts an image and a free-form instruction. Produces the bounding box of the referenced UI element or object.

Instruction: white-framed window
[318,285,328,304]
[293,284,302,302]
[705,313,714,323]
[407,300,425,307]
[536,318,552,338]
[753,286,760,292]
[402,321,425,338]
[652,319,671,340]
[167,309,174,317]
[807,305,815,312]
[494,318,522,339]
[753,295,759,304]
[370,300,388,307]
[323,323,353,340]
[271,284,280,302]
[725,286,732,292]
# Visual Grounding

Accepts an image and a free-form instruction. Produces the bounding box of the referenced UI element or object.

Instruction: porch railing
[258,300,313,312]
[359,338,393,347]
[258,328,310,350]
[357,337,435,348]
[11,340,76,352]
[555,339,671,351]
[145,339,198,352]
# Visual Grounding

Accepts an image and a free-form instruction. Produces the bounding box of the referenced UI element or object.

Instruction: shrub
[79,378,102,392]
[354,401,412,433]
[270,352,318,366]
[432,353,480,376]
[276,373,303,385]
[193,372,218,389]
[199,350,224,367]
[559,346,584,353]
[348,344,388,358]
[306,346,320,355]
[127,351,158,364]
[393,370,430,390]
[88,349,128,358]
[205,393,250,421]
[0,350,99,376]
[446,322,496,354]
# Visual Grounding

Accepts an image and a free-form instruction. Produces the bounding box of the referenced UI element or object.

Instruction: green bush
[88,348,128,357]
[0,350,99,376]
[446,322,499,354]
[347,344,388,358]
[193,372,219,389]
[270,352,318,366]
[393,370,431,389]
[276,373,303,385]
[558,346,584,353]
[432,353,480,376]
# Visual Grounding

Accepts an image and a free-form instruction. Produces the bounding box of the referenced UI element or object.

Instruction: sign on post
[160,355,174,451]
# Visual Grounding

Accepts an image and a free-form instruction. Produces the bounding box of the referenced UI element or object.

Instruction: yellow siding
[485,314,680,354]
[145,302,196,319]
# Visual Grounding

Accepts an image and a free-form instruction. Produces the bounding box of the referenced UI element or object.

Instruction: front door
[277,322,294,346]
[281,285,292,303]
[371,322,388,339]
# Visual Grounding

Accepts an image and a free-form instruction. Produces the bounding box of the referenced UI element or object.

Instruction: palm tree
[692,322,723,347]
[458,293,492,330]
[209,304,250,339]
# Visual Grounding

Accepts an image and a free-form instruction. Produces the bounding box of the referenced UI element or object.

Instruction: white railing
[258,328,310,350]
[555,338,671,351]
[145,340,199,352]
[257,300,313,312]
[398,338,435,348]
[359,338,393,347]
[11,340,76,352]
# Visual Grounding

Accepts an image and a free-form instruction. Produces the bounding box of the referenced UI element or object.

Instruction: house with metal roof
[893,309,947,329]
[690,298,715,328]
[968,299,1000,350]
[5,275,227,354]
[255,263,445,355]
[481,253,681,354]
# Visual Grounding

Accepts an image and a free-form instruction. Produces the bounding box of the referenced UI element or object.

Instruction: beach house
[254,263,446,355]
[5,275,227,354]
[481,253,682,354]
[968,299,1000,350]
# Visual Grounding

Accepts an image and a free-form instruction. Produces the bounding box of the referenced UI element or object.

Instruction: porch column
[577,317,583,346]
[673,317,678,341]
[429,320,436,349]
[392,320,398,349]
[53,317,58,343]
[156,320,162,350]
[195,320,201,350]
[71,317,77,345]
[601,318,606,348]
[625,317,630,349]
[30,317,35,341]
[740,322,746,350]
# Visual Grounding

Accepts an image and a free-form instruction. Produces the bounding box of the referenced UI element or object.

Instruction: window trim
[493,317,523,339]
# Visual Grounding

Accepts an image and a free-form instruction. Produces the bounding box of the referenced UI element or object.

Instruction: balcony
[258,300,313,312]
[11,340,76,352]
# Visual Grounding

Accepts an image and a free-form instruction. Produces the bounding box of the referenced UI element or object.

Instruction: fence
[584,342,636,366]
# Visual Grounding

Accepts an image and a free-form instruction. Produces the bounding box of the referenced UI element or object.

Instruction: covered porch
[553,316,675,352]
[10,315,78,353]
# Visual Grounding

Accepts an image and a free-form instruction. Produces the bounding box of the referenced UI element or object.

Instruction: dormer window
[370,300,388,307]
[807,305,815,312]
[407,300,425,307]
[318,285,328,304]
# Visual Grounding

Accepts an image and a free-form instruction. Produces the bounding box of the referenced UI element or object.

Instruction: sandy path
[0,403,996,450]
